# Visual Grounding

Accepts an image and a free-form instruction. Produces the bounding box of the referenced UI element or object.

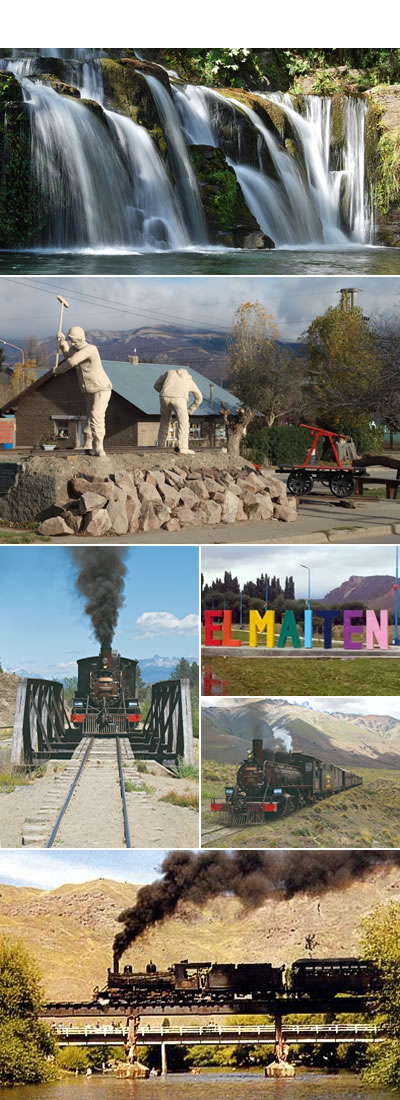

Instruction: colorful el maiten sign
[204,609,390,650]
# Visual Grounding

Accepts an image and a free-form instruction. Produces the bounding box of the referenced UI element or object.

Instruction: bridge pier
[161,1041,168,1076]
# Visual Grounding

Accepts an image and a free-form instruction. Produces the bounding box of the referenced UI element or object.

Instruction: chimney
[113,951,120,975]
[339,288,359,310]
[252,738,263,762]
[209,383,214,405]
[128,347,139,364]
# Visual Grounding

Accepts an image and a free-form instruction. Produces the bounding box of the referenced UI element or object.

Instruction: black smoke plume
[71,548,127,652]
[114,850,400,961]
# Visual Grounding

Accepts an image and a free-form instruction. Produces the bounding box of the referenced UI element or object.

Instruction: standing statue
[54,327,112,456]
[154,369,203,455]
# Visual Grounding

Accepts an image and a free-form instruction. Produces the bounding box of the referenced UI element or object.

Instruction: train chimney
[101,645,112,668]
[113,951,120,975]
[252,738,263,762]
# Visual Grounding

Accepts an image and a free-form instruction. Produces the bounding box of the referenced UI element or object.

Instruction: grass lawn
[0,524,49,544]
[201,763,400,849]
[202,656,400,695]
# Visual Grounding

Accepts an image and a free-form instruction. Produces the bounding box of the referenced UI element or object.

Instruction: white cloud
[135,612,199,638]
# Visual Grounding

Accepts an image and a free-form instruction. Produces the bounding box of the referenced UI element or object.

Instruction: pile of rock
[37,465,297,537]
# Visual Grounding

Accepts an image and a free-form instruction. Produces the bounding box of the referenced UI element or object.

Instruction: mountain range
[202,698,400,769]
[4,328,302,386]
[323,574,396,609]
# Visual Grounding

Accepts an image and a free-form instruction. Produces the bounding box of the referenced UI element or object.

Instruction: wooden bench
[354,474,400,500]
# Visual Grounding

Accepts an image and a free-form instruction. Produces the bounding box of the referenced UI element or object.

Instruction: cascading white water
[174,81,373,247]
[105,111,188,250]
[1,53,188,251]
[0,50,374,251]
[172,84,218,146]
[142,73,207,244]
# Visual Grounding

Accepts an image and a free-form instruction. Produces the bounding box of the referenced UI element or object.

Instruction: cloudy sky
[0,850,175,889]
[201,544,399,600]
[0,276,399,347]
[201,696,400,718]
[0,546,199,679]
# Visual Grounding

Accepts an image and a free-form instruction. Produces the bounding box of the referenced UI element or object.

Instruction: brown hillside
[0,870,399,1002]
[323,574,395,609]
[0,672,19,727]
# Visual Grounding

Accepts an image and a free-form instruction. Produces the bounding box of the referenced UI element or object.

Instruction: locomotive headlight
[225,787,234,798]
[273,788,282,794]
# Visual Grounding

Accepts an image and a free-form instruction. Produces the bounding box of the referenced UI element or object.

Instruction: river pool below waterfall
[4,1074,400,1100]
[2,247,400,275]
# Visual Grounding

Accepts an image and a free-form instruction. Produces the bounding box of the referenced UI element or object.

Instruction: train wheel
[287,470,313,496]
[329,471,355,497]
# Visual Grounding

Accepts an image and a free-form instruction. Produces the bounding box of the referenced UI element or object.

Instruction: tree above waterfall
[227,301,305,427]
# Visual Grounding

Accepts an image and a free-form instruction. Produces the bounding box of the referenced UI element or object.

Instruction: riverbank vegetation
[0,938,55,1085]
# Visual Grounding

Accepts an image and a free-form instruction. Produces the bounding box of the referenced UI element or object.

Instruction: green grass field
[201,762,400,849]
[202,656,400,694]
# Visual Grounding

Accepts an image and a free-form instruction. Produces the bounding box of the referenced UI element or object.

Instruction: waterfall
[173,82,373,247]
[105,111,188,250]
[172,84,217,146]
[0,49,374,251]
[141,73,207,244]
[1,55,188,251]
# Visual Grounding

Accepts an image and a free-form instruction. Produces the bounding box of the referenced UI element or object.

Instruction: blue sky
[1,276,400,347]
[0,850,180,890]
[0,546,199,678]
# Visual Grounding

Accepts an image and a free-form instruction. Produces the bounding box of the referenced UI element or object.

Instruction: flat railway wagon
[95,957,284,1006]
[211,738,362,825]
[71,649,141,735]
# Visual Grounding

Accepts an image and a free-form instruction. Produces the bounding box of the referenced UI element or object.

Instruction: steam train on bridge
[71,649,141,735]
[211,739,363,825]
[93,955,377,1007]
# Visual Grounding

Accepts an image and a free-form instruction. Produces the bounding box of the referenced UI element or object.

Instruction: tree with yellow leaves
[304,301,382,428]
[227,302,305,427]
[9,360,37,397]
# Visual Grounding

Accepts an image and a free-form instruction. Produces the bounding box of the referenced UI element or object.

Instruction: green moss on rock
[101,59,164,131]
[0,74,46,247]
[189,144,273,247]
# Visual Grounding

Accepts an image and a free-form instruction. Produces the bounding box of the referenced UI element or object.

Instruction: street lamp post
[0,340,25,365]
[393,548,400,646]
[300,564,312,650]
[300,564,311,609]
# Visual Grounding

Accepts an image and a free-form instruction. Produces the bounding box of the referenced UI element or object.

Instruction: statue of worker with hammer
[53,326,112,457]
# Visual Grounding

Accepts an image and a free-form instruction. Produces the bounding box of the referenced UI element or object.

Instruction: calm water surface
[2,248,400,275]
[5,1074,400,1100]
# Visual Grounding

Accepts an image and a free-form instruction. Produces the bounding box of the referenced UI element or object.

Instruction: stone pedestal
[265,1062,295,1077]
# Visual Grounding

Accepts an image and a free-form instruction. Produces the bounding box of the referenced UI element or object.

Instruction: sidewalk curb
[247,523,400,545]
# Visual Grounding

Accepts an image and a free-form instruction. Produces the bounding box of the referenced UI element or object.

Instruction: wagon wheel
[329,471,355,498]
[287,470,313,496]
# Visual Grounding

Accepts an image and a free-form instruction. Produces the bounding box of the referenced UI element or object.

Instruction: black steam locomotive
[93,954,377,1007]
[211,738,362,825]
[71,649,141,734]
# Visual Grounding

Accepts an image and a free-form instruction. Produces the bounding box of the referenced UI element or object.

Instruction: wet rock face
[189,144,274,247]
[36,463,297,536]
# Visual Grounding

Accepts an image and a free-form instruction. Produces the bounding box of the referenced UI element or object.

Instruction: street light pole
[300,564,311,609]
[300,564,312,650]
[0,339,25,365]
[393,547,400,646]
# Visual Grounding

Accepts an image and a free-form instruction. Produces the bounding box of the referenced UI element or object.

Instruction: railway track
[22,737,145,848]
